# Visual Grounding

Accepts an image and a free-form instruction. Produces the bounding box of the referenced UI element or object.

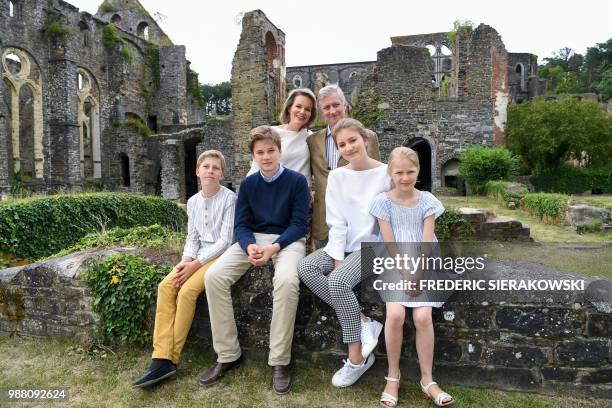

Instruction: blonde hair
[248,125,281,153]
[279,88,317,128]
[331,118,368,145]
[196,150,226,173]
[388,146,420,171]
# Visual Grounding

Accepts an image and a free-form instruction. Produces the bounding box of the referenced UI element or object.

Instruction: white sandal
[420,381,455,406]
[379,375,401,407]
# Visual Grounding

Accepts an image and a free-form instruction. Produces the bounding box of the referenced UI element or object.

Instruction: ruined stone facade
[230,10,286,186]
[2,5,549,199]
[287,26,547,191]
[0,0,204,196]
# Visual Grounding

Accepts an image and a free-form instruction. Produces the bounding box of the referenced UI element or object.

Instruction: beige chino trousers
[205,233,305,366]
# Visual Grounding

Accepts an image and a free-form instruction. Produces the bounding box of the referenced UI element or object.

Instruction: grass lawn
[439,196,611,279]
[440,196,611,244]
[0,336,607,407]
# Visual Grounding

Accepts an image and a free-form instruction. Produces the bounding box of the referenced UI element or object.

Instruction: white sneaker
[331,353,375,388]
[361,318,383,358]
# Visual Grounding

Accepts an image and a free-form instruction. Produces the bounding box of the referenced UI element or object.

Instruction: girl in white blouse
[298,118,390,388]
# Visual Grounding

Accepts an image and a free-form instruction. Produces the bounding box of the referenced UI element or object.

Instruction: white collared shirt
[182,186,237,264]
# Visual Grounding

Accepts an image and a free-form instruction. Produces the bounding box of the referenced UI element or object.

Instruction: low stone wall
[1,249,610,397]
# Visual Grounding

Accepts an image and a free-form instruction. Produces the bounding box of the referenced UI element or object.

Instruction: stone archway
[405,137,433,191]
[1,47,44,179]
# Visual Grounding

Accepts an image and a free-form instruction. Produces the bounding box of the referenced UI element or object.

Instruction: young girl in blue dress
[369,147,454,407]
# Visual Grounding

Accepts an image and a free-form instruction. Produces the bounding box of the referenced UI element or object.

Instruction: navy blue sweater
[234,168,309,252]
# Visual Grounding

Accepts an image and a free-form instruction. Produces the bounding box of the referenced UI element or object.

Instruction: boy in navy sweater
[199,126,309,394]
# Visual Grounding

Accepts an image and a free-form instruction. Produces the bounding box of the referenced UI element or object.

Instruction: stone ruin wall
[1,250,610,397]
[0,0,204,196]
[230,10,285,188]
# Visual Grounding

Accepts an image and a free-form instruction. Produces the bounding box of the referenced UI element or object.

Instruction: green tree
[538,65,584,94]
[201,82,231,116]
[506,96,612,171]
[595,68,612,101]
[583,39,612,98]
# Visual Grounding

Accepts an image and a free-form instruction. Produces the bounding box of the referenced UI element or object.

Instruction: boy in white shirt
[132,150,236,389]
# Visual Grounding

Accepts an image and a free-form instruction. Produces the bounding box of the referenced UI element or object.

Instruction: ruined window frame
[292,74,302,88]
[137,22,150,41]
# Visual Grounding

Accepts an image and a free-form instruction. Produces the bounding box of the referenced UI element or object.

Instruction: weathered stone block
[580,368,612,384]
[434,339,463,362]
[484,345,548,367]
[555,340,610,364]
[496,307,583,337]
[541,366,578,382]
[586,313,611,338]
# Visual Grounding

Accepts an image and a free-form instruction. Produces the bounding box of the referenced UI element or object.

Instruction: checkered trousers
[297,247,375,344]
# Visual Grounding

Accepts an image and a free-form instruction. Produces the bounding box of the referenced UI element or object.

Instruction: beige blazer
[307,127,381,241]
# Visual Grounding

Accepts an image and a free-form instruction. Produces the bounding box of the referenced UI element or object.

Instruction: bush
[435,209,475,241]
[530,165,612,194]
[458,146,517,194]
[47,225,185,259]
[0,193,187,259]
[83,253,169,344]
[486,181,528,208]
[521,193,570,224]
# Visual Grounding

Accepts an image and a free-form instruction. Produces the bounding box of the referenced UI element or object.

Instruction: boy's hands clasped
[247,243,281,267]
[172,258,202,288]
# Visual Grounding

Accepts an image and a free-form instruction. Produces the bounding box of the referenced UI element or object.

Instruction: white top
[182,186,237,264]
[324,164,391,260]
[247,126,312,186]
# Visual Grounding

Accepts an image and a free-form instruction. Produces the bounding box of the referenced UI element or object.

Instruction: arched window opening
[426,45,436,56]
[79,21,90,47]
[9,0,15,17]
[18,85,35,179]
[440,45,452,56]
[5,52,22,75]
[137,22,150,40]
[111,14,121,25]
[265,31,277,74]
[3,48,44,179]
[516,63,526,92]
[349,71,358,78]
[292,75,302,88]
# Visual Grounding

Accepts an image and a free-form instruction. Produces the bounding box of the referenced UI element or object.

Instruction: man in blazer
[308,85,381,248]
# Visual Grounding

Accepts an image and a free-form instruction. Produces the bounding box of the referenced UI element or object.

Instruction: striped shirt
[368,190,444,242]
[182,186,237,264]
[325,126,340,170]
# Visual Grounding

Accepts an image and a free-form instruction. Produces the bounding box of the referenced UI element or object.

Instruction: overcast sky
[71,0,611,84]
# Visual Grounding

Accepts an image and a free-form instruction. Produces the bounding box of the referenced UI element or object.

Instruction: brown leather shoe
[198,356,243,387]
[272,365,291,394]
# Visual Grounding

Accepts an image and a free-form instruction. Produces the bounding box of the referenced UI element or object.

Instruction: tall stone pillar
[158,45,187,127]
[0,62,8,197]
[47,58,81,190]
[160,139,185,202]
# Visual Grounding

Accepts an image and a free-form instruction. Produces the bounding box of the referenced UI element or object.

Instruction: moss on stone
[446,19,474,44]
[98,0,117,13]
[188,69,205,107]
[121,117,153,137]
[352,88,385,128]
[103,24,133,62]
[41,11,72,42]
